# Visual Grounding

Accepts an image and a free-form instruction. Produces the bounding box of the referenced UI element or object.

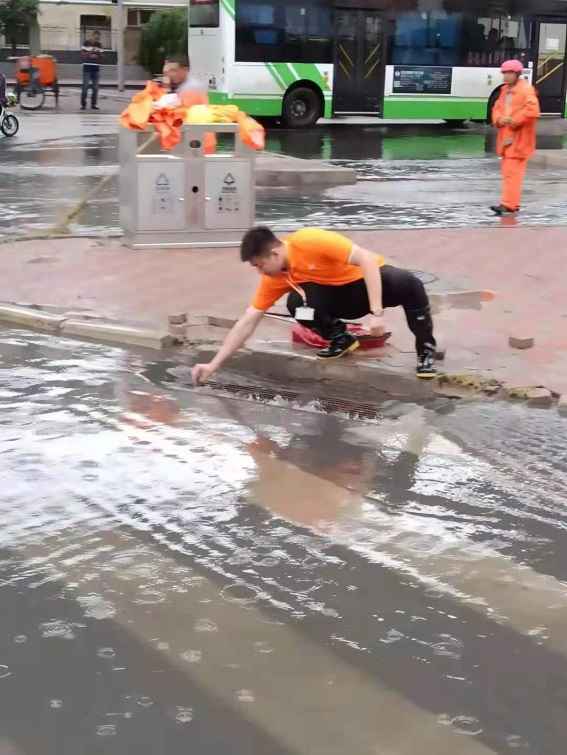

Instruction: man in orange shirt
[491,59,540,215]
[192,226,437,383]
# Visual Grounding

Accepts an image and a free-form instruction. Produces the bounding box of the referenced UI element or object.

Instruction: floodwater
[2,115,567,238]
[2,328,567,754]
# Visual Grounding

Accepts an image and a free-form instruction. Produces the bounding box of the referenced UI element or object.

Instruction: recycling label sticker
[152,172,174,215]
[218,172,240,214]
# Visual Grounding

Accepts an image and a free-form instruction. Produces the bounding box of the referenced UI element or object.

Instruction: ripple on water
[175,707,194,724]
[136,696,154,708]
[39,619,76,640]
[77,594,117,620]
[96,724,117,737]
[236,689,255,703]
[430,634,464,660]
[438,714,483,736]
[194,619,218,633]
[181,650,202,664]
[97,647,116,659]
[220,583,265,606]
[0,665,12,679]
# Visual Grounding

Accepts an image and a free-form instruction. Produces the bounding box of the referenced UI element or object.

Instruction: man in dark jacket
[81,30,102,111]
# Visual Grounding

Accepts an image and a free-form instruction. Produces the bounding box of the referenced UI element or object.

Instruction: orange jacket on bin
[492,78,540,159]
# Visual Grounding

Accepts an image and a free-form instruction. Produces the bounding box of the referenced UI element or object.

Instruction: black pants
[81,66,99,108]
[287,265,436,357]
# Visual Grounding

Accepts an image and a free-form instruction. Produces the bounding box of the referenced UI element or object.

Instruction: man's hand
[501,116,513,126]
[192,363,216,385]
[365,314,386,336]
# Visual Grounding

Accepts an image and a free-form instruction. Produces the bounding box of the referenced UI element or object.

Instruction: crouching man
[192,226,437,385]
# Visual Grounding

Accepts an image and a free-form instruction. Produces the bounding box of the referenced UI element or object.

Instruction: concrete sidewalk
[0,226,566,402]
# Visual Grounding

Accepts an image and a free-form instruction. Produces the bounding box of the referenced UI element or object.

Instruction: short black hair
[240,226,280,262]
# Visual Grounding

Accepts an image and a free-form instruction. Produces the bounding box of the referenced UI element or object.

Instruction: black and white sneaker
[317,332,360,361]
[416,350,437,380]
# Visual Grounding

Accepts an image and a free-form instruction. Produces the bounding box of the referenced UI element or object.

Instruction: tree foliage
[0,0,39,53]
[138,8,188,75]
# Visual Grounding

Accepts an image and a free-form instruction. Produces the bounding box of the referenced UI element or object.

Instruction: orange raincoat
[120,81,265,152]
[492,78,540,210]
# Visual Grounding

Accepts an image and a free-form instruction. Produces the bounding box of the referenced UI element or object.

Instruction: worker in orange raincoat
[491,59,540,216]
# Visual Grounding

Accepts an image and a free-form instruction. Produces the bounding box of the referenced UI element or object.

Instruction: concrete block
[509,336,535,350]
[256,154,357,188]
[62,319,175,350]
[526,388,553,407]
[444,291,482,310]
[168,313,187,325]
[558,395,567,416]
[207,315,237,329]
[168,323,188,342]
[0,304,66,333]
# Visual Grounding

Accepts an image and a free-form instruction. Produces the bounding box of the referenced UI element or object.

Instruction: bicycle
[0,99,20,137]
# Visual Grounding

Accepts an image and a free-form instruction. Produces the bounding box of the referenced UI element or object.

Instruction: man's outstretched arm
[192,306,265,385]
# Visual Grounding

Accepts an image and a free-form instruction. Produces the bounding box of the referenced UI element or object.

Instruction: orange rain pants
[501,152,527,211]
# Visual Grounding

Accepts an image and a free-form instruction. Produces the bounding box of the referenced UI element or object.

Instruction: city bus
[188,0,567,128]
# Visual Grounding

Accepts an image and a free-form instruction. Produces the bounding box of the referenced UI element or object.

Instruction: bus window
[236,0,333,63]
[391,12,461,66]
[190,0,219,28]
[390,10,532,68]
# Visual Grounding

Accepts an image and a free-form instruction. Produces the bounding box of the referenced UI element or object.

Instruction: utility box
[119,123,256,248]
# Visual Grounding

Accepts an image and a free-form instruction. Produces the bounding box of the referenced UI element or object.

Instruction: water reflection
[2,330,567,755]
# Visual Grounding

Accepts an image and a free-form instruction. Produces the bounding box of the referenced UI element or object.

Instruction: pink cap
[501,59,524,73]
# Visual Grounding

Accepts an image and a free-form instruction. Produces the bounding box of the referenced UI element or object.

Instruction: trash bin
[119,123,256,248]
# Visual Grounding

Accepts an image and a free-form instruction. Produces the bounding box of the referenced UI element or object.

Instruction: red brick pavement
[1,226,566,396]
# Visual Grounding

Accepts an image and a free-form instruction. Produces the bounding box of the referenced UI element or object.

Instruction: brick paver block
[509,336,535,350]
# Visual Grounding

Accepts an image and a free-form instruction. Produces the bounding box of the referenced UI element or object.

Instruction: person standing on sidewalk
[81,30,102,111]
[491,59,540,216]
[191,227,438,384]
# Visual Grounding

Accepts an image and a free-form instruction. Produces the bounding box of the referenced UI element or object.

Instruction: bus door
[534,19,567,113]
[333,8,385,114]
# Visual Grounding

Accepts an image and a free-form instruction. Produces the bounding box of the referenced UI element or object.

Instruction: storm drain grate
[205,380,385,421]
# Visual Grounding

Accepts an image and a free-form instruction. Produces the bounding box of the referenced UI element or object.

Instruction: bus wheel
[283,87,322,128]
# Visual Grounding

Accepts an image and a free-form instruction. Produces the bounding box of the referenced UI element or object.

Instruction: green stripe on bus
[291,63,330,91]
[383,98,488,120]
[266,63,286,91]
[220,0,235,18]
[272,63,297,88]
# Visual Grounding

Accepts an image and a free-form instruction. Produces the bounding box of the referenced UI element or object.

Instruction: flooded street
[2,114,567,238]
[2,328,567,754]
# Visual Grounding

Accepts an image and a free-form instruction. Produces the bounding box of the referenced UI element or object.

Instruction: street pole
[117,0,125,92]
[190,0,191,59]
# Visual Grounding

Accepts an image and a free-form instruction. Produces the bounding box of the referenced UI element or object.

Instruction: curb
[0,303,174,350]
[1,303,565,414]
[530,150,567,169]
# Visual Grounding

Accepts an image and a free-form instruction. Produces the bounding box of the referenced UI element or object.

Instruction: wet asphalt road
[2,328,567,754]
[2,113,567,238]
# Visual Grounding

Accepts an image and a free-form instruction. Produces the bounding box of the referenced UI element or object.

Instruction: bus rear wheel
[282,87,322,128]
